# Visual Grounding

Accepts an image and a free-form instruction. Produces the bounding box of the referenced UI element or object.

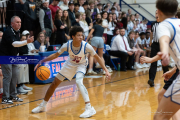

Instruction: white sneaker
[134,63,142,69]
[157,60,162,66]
[32,103,46,113]
[103,70,106,75]
[147,63,151,67]
[17,86,28,95]
[80,106,96,118]
[95,63,101,69]
[141,63,148,68]
[22,84,33,91]
[108,68,113,73]
[87,70,97,75]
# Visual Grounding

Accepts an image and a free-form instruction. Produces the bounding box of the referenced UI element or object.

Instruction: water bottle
[118,63,120,71]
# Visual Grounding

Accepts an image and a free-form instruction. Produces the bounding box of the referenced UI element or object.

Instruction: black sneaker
[10,96,23,102]
[1,99,13,104]
[148,80,154,87]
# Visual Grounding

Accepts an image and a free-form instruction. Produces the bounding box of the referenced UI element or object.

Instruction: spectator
[93,13,101,25]
[113,13,123,29]
[94,3,102,14]
[24,0,37,36]
[103,5,109,12]
[137,32,145,49]
[106,3,111,11]
[110,28,120,46]
[127,31,142,69]
[121,11,126,18]
[102,11,108,42]
[54,9,67,45]
[86,18,105,74]
[112,2,118,10]
[0,0,7,28]
[22,30,38,54]
[107,13,115,46]
[135,13,141,23]
[117,5,121,13]
[135,19,140,32]
[110,7,118,17]
[35,0,42,16]
[34,32,50,51]
[62,10,71,40]
[68,2,77,26]
[89,1,95,14]
[121,17,128,36]
[118,12,122,21]
[127,9,132,16]
[14,0,26,28]
[83,2,88,11]
[79,13,92,38]
[0,31,3,42]
[49,0,60,21]
[140,19,148,33]
[78,0,85,13]
[85,9,92,26]
[74,3,80,14]
[18,34,33,94]
[59,0,69,11]
[146,28,151,33]
[94,0,98,8]
[73,12,81,26]
[39,0,54,38]
[109,28,135,71]
[144,32,151,57]
[0,16,34,104]
[127,14,135,34]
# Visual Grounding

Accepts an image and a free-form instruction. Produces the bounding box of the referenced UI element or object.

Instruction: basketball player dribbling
[31,26,111,118]
[144,0,180,119]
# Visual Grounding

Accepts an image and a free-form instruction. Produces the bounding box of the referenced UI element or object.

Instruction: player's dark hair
[96,18,102,24]
[156,0,178,16]
[69,26,84,38]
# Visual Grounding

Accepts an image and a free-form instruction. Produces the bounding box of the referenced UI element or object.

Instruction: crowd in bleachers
[0,0,151,95]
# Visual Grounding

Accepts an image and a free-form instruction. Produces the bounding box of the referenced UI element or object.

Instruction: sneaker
[134,63,142,69]
[32,103,46,113]
[1,99,13,104]
[157,60,162,67]
[17,86,28,95]
[108,68,113,73]
[80,106,96,118]
[22,84,33,91]
[11,96,23,102]
[103,70,106,75]
[95,63,101,69]
[87,70,97,75]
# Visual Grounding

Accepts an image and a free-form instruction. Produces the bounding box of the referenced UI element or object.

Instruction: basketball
[36,66,50,81]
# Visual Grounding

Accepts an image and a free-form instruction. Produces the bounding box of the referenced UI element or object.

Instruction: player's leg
[32,76,63,113]
[154,96,180,120]
[76,72,96,118]
[158,88,166,104]
[87,46,97,75]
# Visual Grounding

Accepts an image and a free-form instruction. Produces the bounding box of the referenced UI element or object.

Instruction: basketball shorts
[163,69,179,90]
[164,74,180,104]
[56,62,87,81]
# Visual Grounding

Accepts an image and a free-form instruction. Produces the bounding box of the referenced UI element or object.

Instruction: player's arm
[159,36,170,66]
[34,52,61,71]
[140,54,161,64]
[93,54,111,80]
[162,66,177,81]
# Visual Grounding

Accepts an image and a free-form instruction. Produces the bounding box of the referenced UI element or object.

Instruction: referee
[0,16,34,104]
[148,10,169,87]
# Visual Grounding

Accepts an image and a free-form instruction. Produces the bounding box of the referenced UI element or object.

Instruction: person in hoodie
[39,0,54,39]
[24,0,37,36]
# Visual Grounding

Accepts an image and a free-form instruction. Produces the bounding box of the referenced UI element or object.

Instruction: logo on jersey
[72,55,82,63]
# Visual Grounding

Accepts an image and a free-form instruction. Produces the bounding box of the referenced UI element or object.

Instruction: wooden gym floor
[0,67,169,120]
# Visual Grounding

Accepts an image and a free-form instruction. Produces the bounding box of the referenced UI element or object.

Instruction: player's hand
[27,36,34,43]
[158,52,169,66]
[162,70,174,81]
[140,56,152,64]
[105,71,111,81]
[34,61,42,71]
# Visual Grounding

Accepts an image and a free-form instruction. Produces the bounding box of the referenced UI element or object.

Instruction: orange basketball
[36,66,50,81]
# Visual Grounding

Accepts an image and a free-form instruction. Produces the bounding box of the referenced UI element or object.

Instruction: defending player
[142,0,180,119]
[31,26,111,118]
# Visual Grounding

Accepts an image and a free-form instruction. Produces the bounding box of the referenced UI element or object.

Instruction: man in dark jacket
[0,16,34,104]
[68,2,78,26]
[24,0,37,36]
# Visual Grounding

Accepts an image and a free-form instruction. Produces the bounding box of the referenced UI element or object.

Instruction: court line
[0,73,149,111]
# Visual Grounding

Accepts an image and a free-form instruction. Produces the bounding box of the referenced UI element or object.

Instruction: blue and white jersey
[66,40,88,66]
[157,18,180,70]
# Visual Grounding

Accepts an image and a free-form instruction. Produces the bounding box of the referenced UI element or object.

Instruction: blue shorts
[91,37,104,48]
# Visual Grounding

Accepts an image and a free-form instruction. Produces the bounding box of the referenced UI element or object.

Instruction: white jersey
[157,18,180,70]
[66,40,88,66]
